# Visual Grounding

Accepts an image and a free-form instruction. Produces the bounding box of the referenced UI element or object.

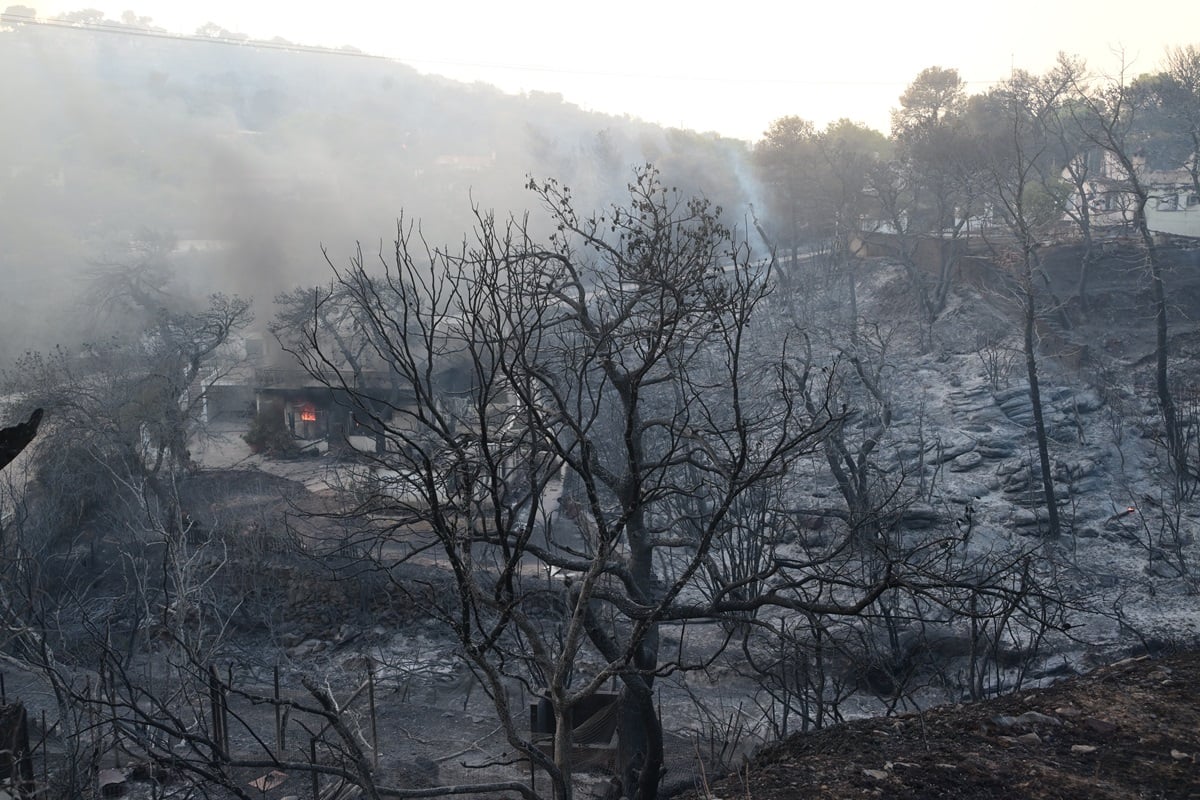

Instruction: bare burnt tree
[728,365,1070,741]
[274,280,373,388]
[23,629,541,800]
[1069,59,1184,480]
[285,168,870,800]
[720,243,1076,728]
[286,168,1083,800]
[1043,56,1104,315]
[6,287,251,501]
[0,274,252,795]
[976,68,1073,539]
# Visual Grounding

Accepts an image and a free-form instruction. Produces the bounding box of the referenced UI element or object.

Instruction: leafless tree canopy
[279,168,1068,800]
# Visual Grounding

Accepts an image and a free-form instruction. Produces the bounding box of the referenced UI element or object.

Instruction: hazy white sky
[25,0,1200,140]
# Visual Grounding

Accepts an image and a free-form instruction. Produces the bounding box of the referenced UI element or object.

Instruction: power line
[0,13,387,59]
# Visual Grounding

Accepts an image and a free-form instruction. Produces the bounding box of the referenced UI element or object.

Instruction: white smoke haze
[0,11,760,361]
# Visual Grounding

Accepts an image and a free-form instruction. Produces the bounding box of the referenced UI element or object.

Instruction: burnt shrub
[243,401,297,456]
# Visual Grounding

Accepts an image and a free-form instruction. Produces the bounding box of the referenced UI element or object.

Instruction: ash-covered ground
[6,250,1200,799]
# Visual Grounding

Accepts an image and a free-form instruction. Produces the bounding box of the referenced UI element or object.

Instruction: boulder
[993,385,1031,405]
[902,504,940,529]
[949,451,984,472]
[1010,509,1041,528]
[978,437,1019,459]
[934,434,978,463]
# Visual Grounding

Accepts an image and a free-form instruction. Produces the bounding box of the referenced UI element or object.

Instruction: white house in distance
[1068,151,1200,238]
[1144,169,1200,237]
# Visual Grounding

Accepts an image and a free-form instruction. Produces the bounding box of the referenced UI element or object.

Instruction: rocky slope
[786,250,1200,652]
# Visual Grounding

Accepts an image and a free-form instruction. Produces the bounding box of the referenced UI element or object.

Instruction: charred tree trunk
[620,504,664,800]
[616,666,662,800]
[1141,231,1181,476]
[1076,240,1094,317]
[1022,250,1061,538]
[1119,179,1182,476]
[932,234,962,317]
